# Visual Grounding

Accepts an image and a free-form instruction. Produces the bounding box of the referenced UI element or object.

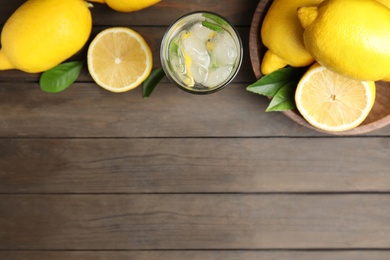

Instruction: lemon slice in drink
[295,63,376,132]
[87,27,153,93]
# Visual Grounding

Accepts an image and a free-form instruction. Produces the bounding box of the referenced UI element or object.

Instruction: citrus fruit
[260,0,323,75]
[376,0,390,82]
[0,0,92,73]
[375,0,390,8]
[87,27,153,93]
[295,63,376,132]
[89,0,160,12]
[297,0,390,81]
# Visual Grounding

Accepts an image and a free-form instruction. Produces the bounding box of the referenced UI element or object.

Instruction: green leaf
[266,82,297,112]
[247,66,309,112]
[246,66,306,96]
[40,61,84,93]
[202,13,229,27]
[247,81,286,97]
[202,21,223,33]
[143,67,166,98]
[169,38,180,56]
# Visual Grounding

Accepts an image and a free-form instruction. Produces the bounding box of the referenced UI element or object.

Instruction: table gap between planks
[1,0,390,259]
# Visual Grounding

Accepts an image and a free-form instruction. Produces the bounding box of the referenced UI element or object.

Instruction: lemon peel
[89,0,160,12]
[0,0,92,73]
[260,0,323,75]
[298,0,390,81]
[261,50,288,75]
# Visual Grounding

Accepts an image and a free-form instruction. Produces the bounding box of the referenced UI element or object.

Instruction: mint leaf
[40,61,84,93]
[202,13,229,27]
[143,67,166,99]
[169,38,180,56]
[202,21,223,33]
[266,82,297,112]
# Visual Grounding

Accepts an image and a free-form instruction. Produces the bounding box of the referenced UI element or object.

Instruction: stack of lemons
[0,0,159,92]
[261,0,390,132]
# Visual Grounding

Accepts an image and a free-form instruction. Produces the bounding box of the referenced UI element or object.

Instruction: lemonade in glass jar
[160,11,243,94]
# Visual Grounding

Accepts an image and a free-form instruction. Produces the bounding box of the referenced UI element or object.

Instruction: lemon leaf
[40,61,83,93]
[143,67,166,99]
[246,66,306,96]
[265,82,297,112]
[247,66,308,112]
[247,80,286,97]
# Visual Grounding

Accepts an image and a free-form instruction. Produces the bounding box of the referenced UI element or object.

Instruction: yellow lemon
[382,75,390,82]
[375,0,390,7]
[0,0,92,73]
[260,0,323,75]
[89,0,160,12]
[375,0,390,81]
[295,63,376,132]
[87,27,153,93]
[297,0,390,81]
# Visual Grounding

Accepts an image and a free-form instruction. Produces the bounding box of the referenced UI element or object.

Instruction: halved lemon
[295,63,376,132]
[87,27,153,93]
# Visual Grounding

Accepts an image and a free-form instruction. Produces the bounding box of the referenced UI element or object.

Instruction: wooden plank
[1,138,390,193]
[0,82,326,138]
[1,194,390,250]
[1,82,389,137]
[0,0,259,26]
[1,251,390,260]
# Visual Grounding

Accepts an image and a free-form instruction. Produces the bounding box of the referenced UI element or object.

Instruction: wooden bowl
[249,0,390,135]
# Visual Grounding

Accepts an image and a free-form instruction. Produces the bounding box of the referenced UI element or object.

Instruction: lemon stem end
[297,6,318,29]
[85,1,94,8]
[261,50,288,75]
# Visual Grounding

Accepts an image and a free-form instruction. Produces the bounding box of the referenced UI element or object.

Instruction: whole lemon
[0,0,92,73]
[260,0,323,75]
[89,0,160,12]
[298,0,390,81]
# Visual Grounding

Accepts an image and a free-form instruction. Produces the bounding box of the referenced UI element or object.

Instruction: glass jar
[160,11,243,94]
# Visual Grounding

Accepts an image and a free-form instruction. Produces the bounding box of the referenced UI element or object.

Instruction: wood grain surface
[1,138,389,193]
[2,194,390,250]
[1,0,390,259]
[1,251,390,260]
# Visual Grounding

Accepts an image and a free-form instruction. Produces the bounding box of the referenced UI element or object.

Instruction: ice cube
[191,63,208,84]
[210,32,238,66]
[182,33,210,69]
[190,22,213,42]
[204,65,233,87]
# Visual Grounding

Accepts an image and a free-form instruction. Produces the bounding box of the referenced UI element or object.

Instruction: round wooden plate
[249,0,390,135]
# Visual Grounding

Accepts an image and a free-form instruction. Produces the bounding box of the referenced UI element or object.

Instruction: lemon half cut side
[295,63,376,132]
[87,27,153,93]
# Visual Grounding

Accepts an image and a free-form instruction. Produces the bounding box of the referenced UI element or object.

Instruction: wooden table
[1,0,390,259]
